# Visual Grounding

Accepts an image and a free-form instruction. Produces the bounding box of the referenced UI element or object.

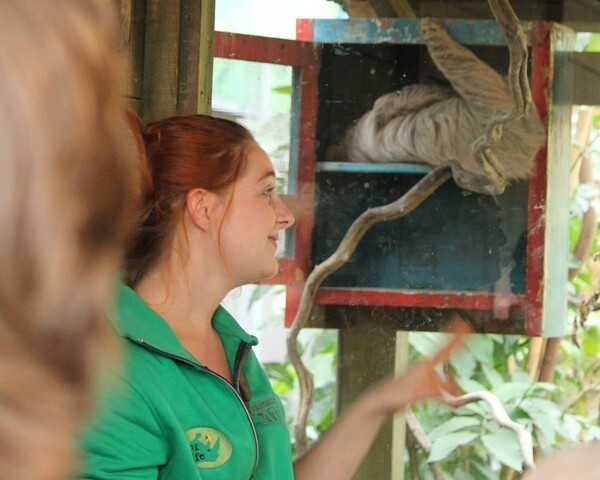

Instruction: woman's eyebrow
[256,170,276,182]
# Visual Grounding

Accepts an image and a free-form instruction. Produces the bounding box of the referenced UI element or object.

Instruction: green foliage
[583,33,600,52]
[263,328,337,454]
[409,331,600,479]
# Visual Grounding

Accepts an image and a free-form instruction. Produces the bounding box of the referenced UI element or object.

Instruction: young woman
[80,114,464,479]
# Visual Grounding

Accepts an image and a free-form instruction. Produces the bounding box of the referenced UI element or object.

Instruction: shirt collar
[113,282,257,363]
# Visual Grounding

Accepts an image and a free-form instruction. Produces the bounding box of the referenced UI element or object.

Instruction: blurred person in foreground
[0,1,135,479]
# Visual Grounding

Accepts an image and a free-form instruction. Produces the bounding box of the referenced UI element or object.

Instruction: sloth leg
[421,17,510,195]
[420,16,510,120]
[448,158,507,196]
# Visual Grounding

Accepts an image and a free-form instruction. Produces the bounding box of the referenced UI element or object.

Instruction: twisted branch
[287,165,452,453]
[406,391,535,475]
[441,390,536,471]
[406,411,445,480]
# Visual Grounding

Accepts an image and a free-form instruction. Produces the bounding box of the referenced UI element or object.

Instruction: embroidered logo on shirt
[186,427,232,468]
[250,395,283,425]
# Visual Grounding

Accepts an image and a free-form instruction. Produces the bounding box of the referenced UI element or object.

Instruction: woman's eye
[263,187,275,199]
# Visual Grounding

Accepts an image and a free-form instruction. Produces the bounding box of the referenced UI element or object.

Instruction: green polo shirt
[78,283,294,479]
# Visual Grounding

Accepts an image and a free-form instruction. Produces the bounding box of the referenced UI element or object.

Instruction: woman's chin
[259,261,280,282]
[238,264,280,287]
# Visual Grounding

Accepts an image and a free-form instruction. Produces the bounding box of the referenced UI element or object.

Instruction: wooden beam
[197,0,215,114]
[124,0,215,123]
[391,331,409,480]
[113,0,145,114]
[142,0,181,123]
[176,0,215,115]
[337,328,394,479]
[177,0,202,114]
[337,328,409,479]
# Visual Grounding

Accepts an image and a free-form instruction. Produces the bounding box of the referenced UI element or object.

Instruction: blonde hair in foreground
[0,1,134,479]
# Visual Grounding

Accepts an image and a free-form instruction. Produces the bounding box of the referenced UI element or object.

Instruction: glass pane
[212,57,293,195]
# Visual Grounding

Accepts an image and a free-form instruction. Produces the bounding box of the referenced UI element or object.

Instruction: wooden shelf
[316,161,433,174]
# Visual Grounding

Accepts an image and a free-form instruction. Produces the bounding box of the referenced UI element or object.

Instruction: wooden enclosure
[215,18,573,337]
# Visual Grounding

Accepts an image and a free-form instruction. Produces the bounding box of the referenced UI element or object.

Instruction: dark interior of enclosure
[311,42,529,294]
[313,172,528,292]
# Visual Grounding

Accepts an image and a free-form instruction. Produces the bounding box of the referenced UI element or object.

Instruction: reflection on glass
[212,57,292,195]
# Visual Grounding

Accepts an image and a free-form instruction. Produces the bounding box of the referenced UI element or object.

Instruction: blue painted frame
[303,18,532,46]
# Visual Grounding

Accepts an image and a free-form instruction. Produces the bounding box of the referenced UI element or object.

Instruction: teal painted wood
[316,161,432,174]
[307,18,533,46]
[288,68,301,195]
[542,24,575,337]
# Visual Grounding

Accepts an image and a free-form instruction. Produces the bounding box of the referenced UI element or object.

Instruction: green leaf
[584,424,600,441]
[272,85,292,95]
[557,414,583,441]
[453,470,478,480]
[471,460,498,480]
[481,429,524,472]
[309,329,338,356]
[410,332,450,357]
[492,381,531,403]
[466,335,495,363]
[450,348,477,378]
[511,370,532,384]
[264,362,295,386]
[529,382,557,394]
[309,395,335,432]
[428,431,478,463]
[428,416,481,441]
[456,401,488,417]
[524,410,559,443]
[482,363,505,388]
[584,32,600,52]
[582,326,600,356]
[307,352,335,389]
[520,397,561,417]
[457,377,487,394]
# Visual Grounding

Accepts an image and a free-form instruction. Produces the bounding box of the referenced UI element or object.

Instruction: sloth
[327,17,546,195]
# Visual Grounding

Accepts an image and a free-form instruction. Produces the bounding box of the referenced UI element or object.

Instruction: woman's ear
[185,188,217,231]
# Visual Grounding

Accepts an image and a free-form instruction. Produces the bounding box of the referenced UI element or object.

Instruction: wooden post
[177,0,215,115]
[115,0,215,123]
[391,331,409,480]
[337,328,408,479]
[197,0,215,114]
[142,0,181,122]
[113,0,146,114]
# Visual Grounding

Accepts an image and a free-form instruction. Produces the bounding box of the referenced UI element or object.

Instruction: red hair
[125,114,255,285]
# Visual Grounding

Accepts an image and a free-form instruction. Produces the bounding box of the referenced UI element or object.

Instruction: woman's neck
[134,254,237,381]
[134,251,233,334]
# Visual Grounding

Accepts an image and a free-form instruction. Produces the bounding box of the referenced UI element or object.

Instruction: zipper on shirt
[134,337,260,479]
[233,341,253,400]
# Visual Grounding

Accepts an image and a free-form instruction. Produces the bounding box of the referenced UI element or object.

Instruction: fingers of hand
[428,313,472,366]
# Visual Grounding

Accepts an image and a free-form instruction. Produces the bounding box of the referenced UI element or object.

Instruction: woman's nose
[275,195,295,229]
